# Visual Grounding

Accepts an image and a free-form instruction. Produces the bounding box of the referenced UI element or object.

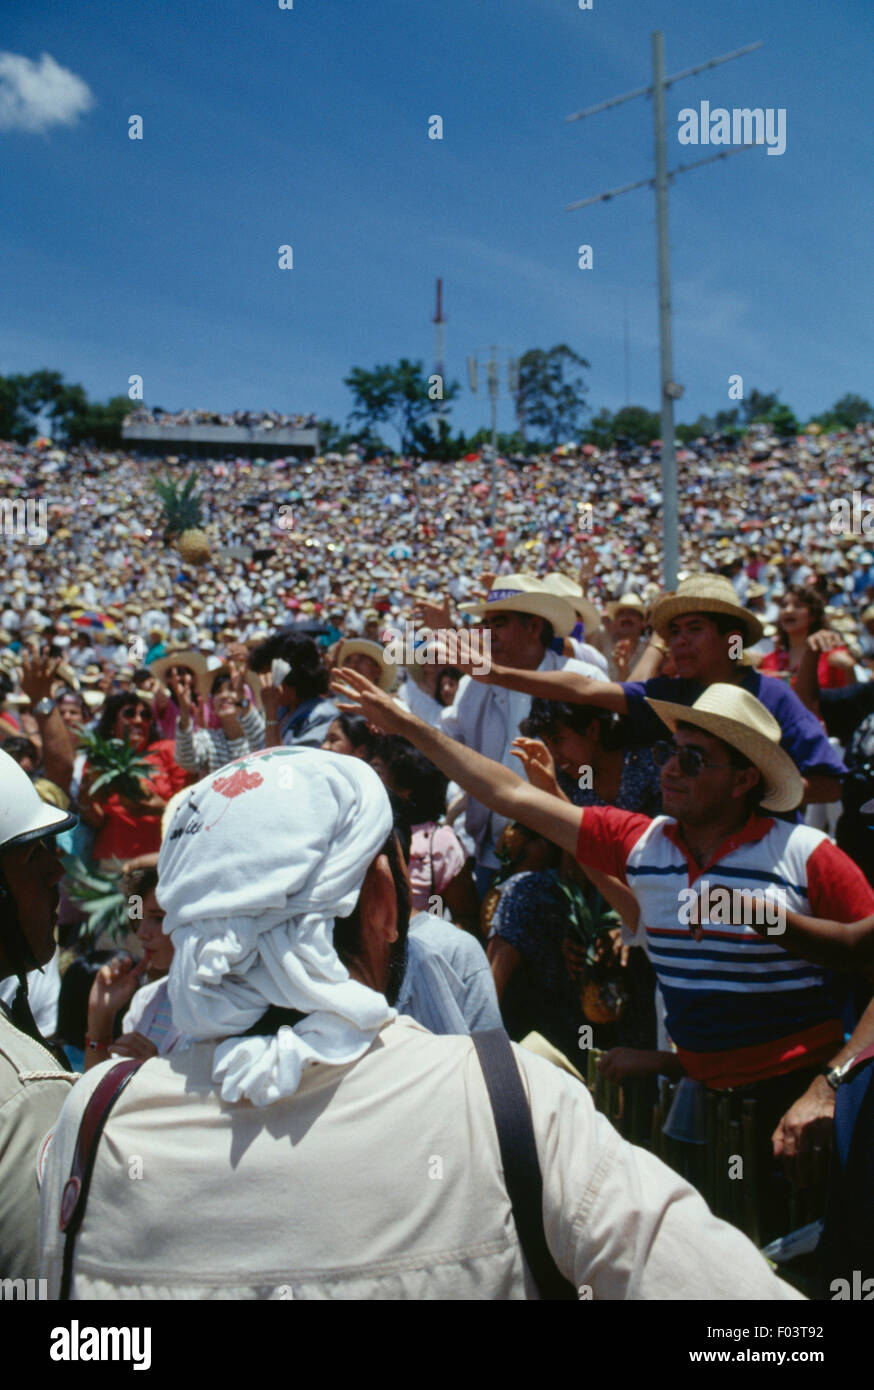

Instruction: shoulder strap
[58,1058,145,1300]
[472,1029,576,1300]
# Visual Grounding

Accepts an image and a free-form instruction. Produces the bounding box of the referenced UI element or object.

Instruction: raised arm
[474,663,628,714]
[20,655,74,793]
[330,668,583,856]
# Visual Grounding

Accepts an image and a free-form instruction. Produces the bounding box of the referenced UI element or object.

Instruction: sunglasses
[120,706,148,721]
[652,739,733,777]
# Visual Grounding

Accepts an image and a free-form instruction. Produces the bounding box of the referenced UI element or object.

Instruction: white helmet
[0,750,78,853]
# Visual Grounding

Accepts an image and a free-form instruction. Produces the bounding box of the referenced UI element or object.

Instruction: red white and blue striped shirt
[576,808,874,1088]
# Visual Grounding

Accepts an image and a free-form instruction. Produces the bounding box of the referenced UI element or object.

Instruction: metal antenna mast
[566,33,762,588]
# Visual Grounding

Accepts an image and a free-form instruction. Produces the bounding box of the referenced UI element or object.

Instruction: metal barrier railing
[582,1049,821,1246]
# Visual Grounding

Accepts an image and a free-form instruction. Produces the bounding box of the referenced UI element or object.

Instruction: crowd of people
[1,420,873,1300]
[123,406,319,430]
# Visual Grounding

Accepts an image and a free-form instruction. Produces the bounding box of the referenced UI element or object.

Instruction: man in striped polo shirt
[331,668,874,1241]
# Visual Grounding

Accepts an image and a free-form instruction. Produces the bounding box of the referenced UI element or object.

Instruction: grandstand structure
[121,419,319,460]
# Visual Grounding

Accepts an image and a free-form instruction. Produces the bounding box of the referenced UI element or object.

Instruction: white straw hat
[335,639,396,692]
[645,683,804,813]
[458,573,577,637]
[541,573,602,633]
[649,576,764,645]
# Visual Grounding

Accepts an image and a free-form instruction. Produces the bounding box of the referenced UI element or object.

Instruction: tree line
[1,356,871,460]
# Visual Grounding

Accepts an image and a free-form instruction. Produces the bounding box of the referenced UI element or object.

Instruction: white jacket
[38,1017,801,1301]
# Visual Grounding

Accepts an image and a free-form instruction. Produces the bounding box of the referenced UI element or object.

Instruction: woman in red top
[760,584,854,690]
[78,693,191,867]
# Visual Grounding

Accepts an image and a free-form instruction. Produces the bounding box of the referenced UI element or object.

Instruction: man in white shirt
[446,576,603,890]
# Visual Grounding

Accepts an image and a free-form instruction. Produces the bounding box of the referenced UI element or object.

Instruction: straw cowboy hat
[541,573,602,634]
[605,592,648,621]
[204,661,266,711]
[335,638,396,692]
[649,575,764,645]
[458,573,577,637]
[403,633,465,689]
[645,683,804,813]
[149,646,212,693]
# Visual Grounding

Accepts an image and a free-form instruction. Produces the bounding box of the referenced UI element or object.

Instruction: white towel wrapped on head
[158,746,395,1105]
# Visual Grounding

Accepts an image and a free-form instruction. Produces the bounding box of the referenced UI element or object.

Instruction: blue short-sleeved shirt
[620,670,847,780]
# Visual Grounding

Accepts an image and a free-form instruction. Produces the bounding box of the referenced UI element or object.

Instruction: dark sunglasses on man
[652,739,734,777]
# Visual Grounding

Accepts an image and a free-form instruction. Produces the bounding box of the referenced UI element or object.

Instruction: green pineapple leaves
[153,470,204,532]
[80,730,153,802]
[60,855,129,948]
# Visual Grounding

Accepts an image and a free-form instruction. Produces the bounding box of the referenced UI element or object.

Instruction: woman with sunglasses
[77,693,191,871]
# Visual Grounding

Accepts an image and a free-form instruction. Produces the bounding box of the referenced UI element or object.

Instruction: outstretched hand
[412,594,452,631]
[806,629,843,655]
[330,666,411,738]
[258,669,282,718]
[511,736,561,797]
[20,651,60,705]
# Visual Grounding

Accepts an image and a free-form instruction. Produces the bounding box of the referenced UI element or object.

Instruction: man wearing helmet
[0,749,78,1282]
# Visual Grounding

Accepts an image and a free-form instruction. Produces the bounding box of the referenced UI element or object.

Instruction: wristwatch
[34,697,56,717]
[819,1057,856,1091]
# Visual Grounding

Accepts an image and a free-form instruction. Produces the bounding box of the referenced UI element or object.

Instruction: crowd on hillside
[1,421,873,1300]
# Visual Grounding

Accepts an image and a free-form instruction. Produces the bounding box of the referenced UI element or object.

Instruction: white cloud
[0,51,94,133]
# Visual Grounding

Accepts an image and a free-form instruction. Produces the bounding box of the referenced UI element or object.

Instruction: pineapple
[556,876,629,1025]
[79,730,154,803]
[153,471,211,564]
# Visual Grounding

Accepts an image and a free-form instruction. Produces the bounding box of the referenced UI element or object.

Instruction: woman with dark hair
[517,699,662,815]
[321,713,376,760]
[760,585,853,690]
[252,632,338,749]
[77,692,191,868]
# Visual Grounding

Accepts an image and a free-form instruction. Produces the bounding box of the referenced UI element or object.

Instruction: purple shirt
[621,670,847,782]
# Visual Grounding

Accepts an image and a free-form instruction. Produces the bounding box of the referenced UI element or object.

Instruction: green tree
[585,408,616,449]
[676,408,741,443]
[612,405,661,445]
[463,426,530,457]
[344,358,460,455]
[0,375,30,443]
[814,394,874,432]
[412,414,472,462]
[516,345,590,447]
[317,418,348,453]
[741,389,780,426]
[65,395,131,447]
[764,402,800,438]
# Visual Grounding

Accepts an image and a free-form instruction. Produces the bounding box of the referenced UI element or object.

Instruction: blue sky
[1,0,872,442]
